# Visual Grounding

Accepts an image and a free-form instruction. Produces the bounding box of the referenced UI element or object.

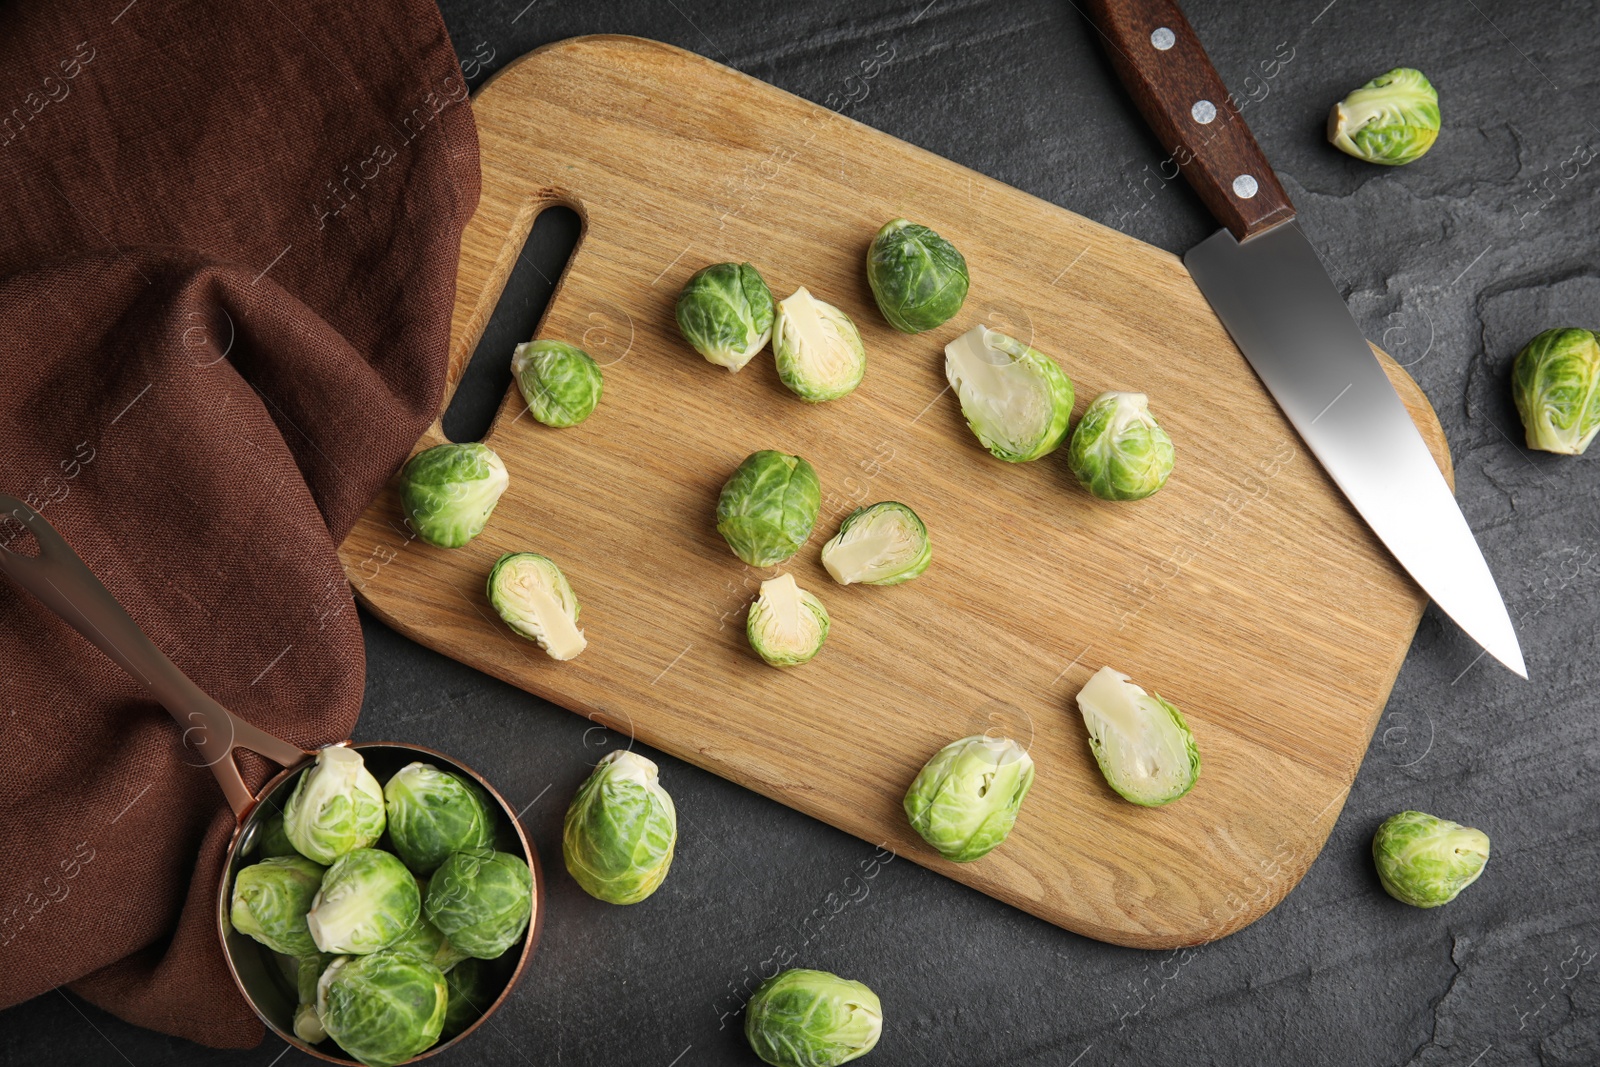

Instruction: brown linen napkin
[0,0,478,1048]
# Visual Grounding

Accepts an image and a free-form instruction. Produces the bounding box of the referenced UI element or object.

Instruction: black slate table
[7,0,1598,1064]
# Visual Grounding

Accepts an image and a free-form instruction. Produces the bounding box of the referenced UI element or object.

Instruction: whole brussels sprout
[251,812,299,859]
[1372,810,1490,908]
[866,218,969,333]
[716,450,821,567]
[486,552,586,660]
[318,951,447,1067]
[398,442,510,549]
[745,968,883,1067]
[820,502,931,586]
[440,957,490,1039]
[1075,666,1200,806]
[307,849,421,956]
[773,287,867,402]
[944,325,1074,462]
[282,745,387,865]
[294,953,332,1044]
[511,340,603,427]
[388,896,470,973]
[903,735,1034,862]
[675,261,776,372]
[1328,67,1440,166]
[1511,327,1600,455]
[747,573,830,667]
[425,848,534,958]
[384,763,496,875]
[229,855,325,957]
[1067,391,1175,501]
[563,750,678,904]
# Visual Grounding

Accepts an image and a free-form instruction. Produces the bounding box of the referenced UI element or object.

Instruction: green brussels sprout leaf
[774,287,867,402]
[715,450,821,567]
[293,953,333,1044]
[282,745,387,865]
[440,957,491,1039]
[562,750,678,905]
[1328,67,1440,166]
[1372,810,1490,908]
[398,443,510,549]
[866,218,969,333]
[944,325,1074,462]
[820,501,931,586]
[745,968,883,1067]
[388,898,471,974]
[1075,666,1200,806]
[675,262,775,372]
[511,340,603,427]
[1511,327,1600,455]
[1067,391,1175,501]
[306,848,421,955]
[250,812,299,859]
[486,552,586,660]
[229,855,326,957]
[903,734,1034,862]
[747,573,830,667]
[317,951,447,1067]
[384,762,496,875]
[425,848,534,958]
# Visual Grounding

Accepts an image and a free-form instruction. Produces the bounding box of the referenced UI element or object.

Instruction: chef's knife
[1081,0,1526,678]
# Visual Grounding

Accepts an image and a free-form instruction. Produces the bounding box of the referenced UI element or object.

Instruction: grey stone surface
[6,0,1598,1064]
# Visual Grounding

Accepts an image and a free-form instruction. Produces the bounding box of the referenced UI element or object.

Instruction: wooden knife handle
[1082,0,1295,241]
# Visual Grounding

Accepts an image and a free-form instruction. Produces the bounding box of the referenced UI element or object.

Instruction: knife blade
[1081,0,1525,678]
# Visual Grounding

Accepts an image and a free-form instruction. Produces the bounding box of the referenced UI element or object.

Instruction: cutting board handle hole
[441,204,582,443]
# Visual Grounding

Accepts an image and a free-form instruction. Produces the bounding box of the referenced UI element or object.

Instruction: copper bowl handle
[0,494,310,817]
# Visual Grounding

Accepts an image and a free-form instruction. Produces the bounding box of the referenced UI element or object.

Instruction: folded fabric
[0,0,477,1047]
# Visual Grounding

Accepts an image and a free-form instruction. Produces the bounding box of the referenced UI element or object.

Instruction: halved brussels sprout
[1511,327,1600,455]
[307,848,421,955]
[1067,391,1175,501]
[676,262,776,372]
[1328,67,1440,166]
[903,735,1034,862]
[1075,666,1200,806]
[318,951,447,1067]
[745,968,883,1067]
[867,218,969,333]
[389,890,470,973]
[747,573,830,667]
[229,855,325,957]
[562,750,678,904]
[486,552,586,660]
[820,501,931,586]
[944,324,1074,462]
[282,745,387,865]
[716,450,821,566]
[440,957,490,1039]
[384,763,496,876]
[425,848,534,958]
[398,443,510,549]
[1372,810,1490,908]
[511,340,603,427]
[773,287,867,402]
[294,953,332,1044]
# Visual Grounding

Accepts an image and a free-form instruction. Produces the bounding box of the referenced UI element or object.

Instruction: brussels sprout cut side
[944,324,1075,462]
[425,848,534,958]
[1328,67,1440,166]
[716,450,822,566]
[307,848,422,955]
[774,287,868,402]
[746,968,883,1067]
[563,750,679,904]
[866,218,969,333]
[820,501,931,586]
[1511,327,1600,455]
[903,735,1034,862]
[398,442,510,549]
[282,745,387,865]
[1372,810,1490,908]
[1067,391,1175,501]
[1075,666,1200,806]
[676,261,776,371]
[511,339,603,427]
[318,951,449,1067]
[229,855,325,957]
[747,573,830,667]
[487,552,586,660]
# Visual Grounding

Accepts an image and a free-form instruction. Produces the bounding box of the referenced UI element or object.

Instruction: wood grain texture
[337,36,1454,948]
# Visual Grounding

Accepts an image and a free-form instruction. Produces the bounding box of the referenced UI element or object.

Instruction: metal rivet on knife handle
[1232,174,1258,198]
[1191,99,1216,124]
[1149,26,1175,49]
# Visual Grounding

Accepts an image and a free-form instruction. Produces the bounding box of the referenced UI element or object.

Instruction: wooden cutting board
[338,35,1452,948]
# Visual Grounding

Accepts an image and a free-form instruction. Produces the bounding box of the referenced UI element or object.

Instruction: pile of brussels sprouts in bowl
[224,745,535,1067]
